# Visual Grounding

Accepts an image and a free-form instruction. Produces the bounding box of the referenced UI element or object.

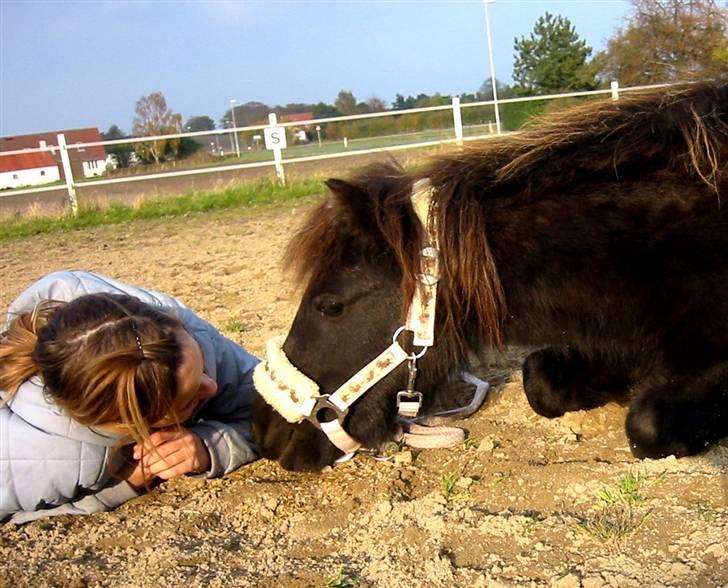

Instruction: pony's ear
[324,178,374,234]
[324,177,353,195]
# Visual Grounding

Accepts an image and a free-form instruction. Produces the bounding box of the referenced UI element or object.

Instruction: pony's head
[251,161,505,470]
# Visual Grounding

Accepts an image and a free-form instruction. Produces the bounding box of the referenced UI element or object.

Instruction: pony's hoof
[522,350,569,418]
[626,398,696,459]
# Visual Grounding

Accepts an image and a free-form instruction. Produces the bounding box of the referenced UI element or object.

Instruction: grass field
[0,177,326,240]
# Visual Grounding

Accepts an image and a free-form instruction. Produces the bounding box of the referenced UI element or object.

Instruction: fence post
[268,113,286,186]
[57,133,78,216]
[611,80,620,101]
[452,97,464,146]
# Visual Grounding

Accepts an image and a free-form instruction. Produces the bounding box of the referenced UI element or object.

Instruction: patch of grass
[463,436,479,450]
[695,501,717,523]
[577,469,658,543]
[597,470,647,507]
[326,566,361,588]
[222,318,252,333]
[577,504,652,543]
[0,177,326,241]
[556,562,579,579]
[440,470,461,500]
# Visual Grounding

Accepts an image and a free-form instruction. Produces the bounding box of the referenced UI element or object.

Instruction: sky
[0,0,632,137]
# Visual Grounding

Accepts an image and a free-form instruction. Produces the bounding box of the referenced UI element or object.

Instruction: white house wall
[0,166,60,190]
[82,159,107,177]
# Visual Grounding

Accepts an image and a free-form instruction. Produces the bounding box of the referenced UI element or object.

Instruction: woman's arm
[7,481,141,525]
[180,311,260,477]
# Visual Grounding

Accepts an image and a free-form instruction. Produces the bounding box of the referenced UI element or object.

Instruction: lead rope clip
[396,355,423,419]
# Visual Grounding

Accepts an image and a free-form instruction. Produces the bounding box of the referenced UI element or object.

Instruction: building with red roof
[0,128,108,185]
[279,112,314,124]
[0,151,61,190]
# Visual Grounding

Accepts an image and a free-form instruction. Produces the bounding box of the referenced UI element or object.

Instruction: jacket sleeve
[179,309,259,477]
[8,481,140,525]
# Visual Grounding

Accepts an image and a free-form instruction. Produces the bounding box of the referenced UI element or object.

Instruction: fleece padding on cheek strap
[253,336,320,423]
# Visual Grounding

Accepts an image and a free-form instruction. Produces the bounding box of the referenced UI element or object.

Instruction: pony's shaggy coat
[253,81,728,471]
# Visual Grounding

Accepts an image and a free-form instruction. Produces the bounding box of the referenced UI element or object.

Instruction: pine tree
[513,12,597,96]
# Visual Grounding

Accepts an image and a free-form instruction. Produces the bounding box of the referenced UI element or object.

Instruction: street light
[229,98,241,158]
[483,0,502,134]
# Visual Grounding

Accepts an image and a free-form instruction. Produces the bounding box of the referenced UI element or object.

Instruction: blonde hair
[0,293,185,446]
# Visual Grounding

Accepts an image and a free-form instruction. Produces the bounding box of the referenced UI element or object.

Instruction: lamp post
[229,98,241,158]
[483,0,501,134]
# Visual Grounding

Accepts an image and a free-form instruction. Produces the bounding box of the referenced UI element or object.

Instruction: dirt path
[0,200,726,587]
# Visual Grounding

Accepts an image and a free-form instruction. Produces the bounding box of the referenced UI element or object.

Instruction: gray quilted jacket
[1,271,259,524]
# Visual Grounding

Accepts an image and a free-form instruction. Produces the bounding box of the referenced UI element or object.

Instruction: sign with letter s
[264,126,287,150]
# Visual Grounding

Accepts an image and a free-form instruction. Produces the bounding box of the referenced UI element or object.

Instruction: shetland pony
[252,81,728,471]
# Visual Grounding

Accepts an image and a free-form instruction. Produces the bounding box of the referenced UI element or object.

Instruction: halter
[253,179,446,454]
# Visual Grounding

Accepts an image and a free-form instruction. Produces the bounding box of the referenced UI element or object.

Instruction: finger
[137,429,187,458]
[142,440,192,469]
[147,438,199,465]
[153,445,208,479]
[146,447,198,477]
[148,429,185,447]
[154,463,193,481]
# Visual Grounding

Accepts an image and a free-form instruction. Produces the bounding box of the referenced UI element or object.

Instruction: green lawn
[0,178,326,240]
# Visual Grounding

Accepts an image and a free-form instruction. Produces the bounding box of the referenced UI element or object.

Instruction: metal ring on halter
[305,394,348,427]
[392,326,429,359]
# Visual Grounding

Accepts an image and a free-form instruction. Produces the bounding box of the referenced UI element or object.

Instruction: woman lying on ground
[0,270,259,524]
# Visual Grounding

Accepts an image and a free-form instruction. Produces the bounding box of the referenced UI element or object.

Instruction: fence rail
[0,81,675,212]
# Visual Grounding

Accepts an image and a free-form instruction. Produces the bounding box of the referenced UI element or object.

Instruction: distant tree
[103,124,126,140]
[132,92,182,164]
[185,116,215,132]
[416,93,451,107]
[222,101,269,127]
[335,90,358,115]
[365,96,388,112]
[313,102,340,118]
[177,137,202,158]
[477,77,515,100]
[513,12,598,95]
[392,94,417,110]
[597,0,728,85]
[278,103,314,115]
[102,125,133,168]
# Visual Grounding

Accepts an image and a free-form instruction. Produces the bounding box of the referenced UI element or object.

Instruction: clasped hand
[126,427,210,489]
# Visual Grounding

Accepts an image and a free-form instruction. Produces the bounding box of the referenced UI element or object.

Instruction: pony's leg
[626,362,728,458]
[522,348,630,418]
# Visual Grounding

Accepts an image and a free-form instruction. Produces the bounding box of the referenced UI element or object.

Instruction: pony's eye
[314,298,344,317]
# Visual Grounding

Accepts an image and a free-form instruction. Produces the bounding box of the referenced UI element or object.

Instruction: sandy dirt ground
[0,196,726,588]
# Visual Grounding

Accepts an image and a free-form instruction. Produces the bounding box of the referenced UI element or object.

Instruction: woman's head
[0,293,214,444]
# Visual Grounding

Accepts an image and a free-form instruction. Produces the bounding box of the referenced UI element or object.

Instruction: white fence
[0,81,672,215]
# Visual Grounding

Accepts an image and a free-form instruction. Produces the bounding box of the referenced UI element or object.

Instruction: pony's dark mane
[286,81,728,358]
[428,80,728,197]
